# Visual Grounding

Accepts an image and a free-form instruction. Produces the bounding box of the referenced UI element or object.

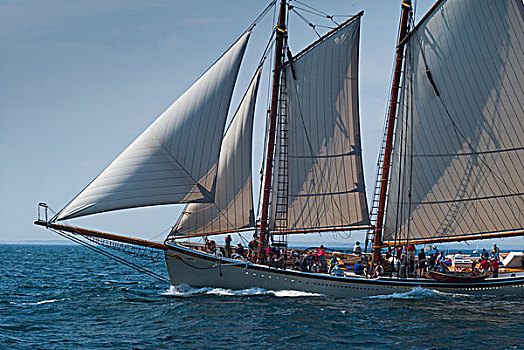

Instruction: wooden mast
[372,0,412,263]
[258,0,287,262]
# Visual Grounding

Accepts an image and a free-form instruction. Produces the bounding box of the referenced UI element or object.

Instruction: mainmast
[258,0,287,262]
[372,0,412,263]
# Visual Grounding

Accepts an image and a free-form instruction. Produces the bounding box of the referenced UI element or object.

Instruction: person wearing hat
[491,243,501,261]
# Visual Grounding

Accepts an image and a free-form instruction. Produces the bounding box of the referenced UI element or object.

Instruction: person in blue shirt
[354,259,365,275]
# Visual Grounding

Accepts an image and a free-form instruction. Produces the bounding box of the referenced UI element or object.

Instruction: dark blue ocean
[1,245,523,350]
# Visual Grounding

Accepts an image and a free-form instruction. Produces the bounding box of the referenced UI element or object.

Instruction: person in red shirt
[407,244,416,260]
[490,259,499,278]
[479,259,490,273]
[316,245,327,272]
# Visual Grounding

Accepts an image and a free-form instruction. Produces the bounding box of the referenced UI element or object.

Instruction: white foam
[271,290,322,297]
[163,284,323,298]
[16,298,69,306]
[367,286,460,300]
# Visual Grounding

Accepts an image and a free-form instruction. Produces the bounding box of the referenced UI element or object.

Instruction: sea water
[1,245,523,349]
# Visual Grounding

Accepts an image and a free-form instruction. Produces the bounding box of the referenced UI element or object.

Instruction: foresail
[383,0,524,244]
[54,32,250,221]
[275,16,369,232]
[169,68,261,236]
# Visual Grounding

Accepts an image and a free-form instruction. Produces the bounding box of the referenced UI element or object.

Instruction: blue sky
[1,0,521,249]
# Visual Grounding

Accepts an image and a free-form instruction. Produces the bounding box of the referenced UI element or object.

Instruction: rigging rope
[290,8,321,38]
[245,0,278,33]
[51,228,171,284]
[292,0,344,25]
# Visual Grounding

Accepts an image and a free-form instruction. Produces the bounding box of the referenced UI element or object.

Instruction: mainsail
[54,32,250,221]
[383,0,524,244]
[272,16,369,232]
[170,68,261,236]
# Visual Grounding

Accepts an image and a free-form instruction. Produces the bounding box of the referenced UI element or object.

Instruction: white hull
[164,243,524,297]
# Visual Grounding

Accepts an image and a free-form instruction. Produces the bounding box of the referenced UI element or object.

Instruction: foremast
[372,0,412,263]
[258,0,287,262]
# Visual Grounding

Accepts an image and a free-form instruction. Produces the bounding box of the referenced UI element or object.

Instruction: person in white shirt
[353,241,362,254]
[454,250,463,260]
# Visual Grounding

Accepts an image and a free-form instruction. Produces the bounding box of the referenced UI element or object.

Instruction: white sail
[170,68,261,236]
[54,32,250,221]
[275,17,369,231]
[383,0,524,243]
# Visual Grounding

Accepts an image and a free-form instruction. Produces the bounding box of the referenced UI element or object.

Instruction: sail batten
[169,68,262,236]
[54,33,250,221]
[272,17,369,232]
[383,0,524,244]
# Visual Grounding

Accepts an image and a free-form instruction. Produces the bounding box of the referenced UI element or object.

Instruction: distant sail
[169,68,261,236]
[54,32,250,221]
[383,0,524,243]
[273,16,369,232]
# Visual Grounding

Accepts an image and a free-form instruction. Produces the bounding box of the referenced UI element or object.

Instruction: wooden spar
[34,220,167,250]
[272,225,374,235]
[168,227,255,240]
[372,0,412,263]
[292,11,364,61]
[258,0,287,261]
[377,229,524,247]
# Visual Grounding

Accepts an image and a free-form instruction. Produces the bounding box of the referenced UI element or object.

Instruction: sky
[1,0,522,249]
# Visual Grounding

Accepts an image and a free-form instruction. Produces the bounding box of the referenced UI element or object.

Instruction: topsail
[54,32,250,221]
[383,0,524,244]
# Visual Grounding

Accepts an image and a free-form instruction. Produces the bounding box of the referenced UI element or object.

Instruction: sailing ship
[35,0,524,297]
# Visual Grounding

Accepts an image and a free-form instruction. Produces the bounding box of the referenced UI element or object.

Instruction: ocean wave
[366,287,466,300]
[13,298,69,306]
[163,284,323,298]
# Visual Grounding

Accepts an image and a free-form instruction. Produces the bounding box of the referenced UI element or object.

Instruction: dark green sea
[1,245,523,349]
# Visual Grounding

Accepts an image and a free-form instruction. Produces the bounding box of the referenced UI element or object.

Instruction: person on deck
[353,241,362,254]
[316,245,327,272]
[328,254,339,274]
[354,259,365,275]
[417,248,427,277]
[290,250,300,270]
[398,253,406,278]
[374,261,384,277]
[300,254,309,272]
[407,244,416,260]
[479,258,490,274]
[383,258,393,277]
[454,250,463,260]
[306,251,314,271]
[247,239,255,262]
[428,253,437,271]
[490,259,499,278]
[491,243,501,261]
[207,240,217,254]
[407,255,415,278]
[438,261,449,273]
[437,251,445,265]
[236,243,245,257]
[331,261,344,276]
[481,248,489,260]
[225,235,232,258]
